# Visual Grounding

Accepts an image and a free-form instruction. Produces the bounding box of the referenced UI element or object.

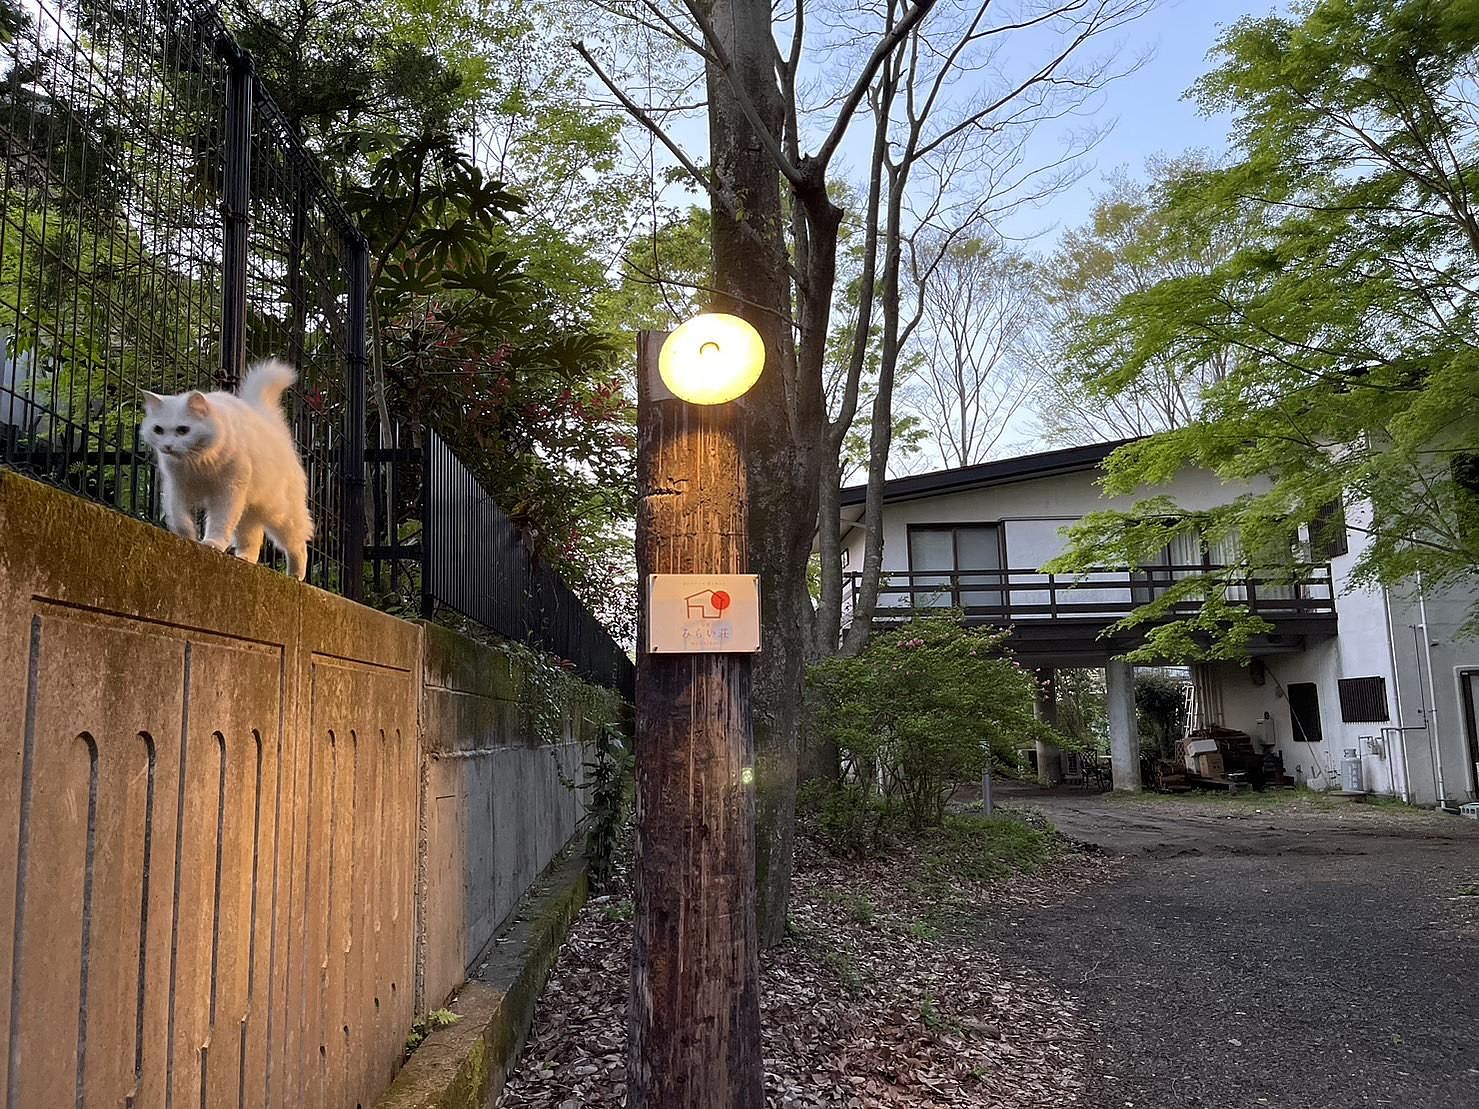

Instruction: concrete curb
[373,850,589,1109]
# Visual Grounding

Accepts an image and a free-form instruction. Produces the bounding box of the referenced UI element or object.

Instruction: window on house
[1287,682,1324,745]
[1337,676,1389,722]
[907,524,1002,608]
[1310,500,1349,560]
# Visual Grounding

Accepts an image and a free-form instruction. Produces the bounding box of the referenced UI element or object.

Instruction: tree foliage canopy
[229,0,640,633]
[1032,156,1243,445]
[1048,0,1479,655]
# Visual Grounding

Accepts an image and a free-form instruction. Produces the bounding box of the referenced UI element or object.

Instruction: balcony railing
[842,564,1336,626]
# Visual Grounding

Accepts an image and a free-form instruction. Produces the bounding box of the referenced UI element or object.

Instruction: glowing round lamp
[658,313,765,405]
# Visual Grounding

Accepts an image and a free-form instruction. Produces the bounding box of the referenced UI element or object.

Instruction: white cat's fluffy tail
[240,358,297,414]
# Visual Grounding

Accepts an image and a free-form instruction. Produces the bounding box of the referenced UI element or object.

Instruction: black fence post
[343,236,370,601]
[218,37,253,391]
[420,431,435,618]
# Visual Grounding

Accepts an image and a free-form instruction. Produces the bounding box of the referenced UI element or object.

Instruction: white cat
[141,359,314,580]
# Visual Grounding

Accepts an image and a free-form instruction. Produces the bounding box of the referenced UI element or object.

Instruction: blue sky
[939,1,1285,458]
[1001,0,1275,246]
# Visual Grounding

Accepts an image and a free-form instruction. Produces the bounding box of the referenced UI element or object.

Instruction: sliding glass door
[907,524,1002,611]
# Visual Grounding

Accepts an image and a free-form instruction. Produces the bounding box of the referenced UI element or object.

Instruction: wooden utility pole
[628,331,764,1108]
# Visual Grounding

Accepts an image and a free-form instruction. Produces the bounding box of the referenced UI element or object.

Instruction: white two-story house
[837,439,1479,808]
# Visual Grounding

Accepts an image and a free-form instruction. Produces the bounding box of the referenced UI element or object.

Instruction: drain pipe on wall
[1414,570,1448,805]
[1381,585,1415,804]
[1409,624,1442,803]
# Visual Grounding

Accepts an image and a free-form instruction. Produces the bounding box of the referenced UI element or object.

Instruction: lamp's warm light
[658,313,765,405]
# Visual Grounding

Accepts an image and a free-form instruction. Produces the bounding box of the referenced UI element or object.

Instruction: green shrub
[584,722,632,890]
[805,614,1054,828]
[798,779,884,857]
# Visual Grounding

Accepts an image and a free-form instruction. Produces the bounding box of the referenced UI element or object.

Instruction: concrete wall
[419,623,606,1008]
[0,471,621,1109]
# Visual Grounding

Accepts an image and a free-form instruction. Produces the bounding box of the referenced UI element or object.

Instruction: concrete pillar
[1107,659,1141,792]
[1034,667,1063,786]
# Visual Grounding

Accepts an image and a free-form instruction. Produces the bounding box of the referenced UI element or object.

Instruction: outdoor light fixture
[657,312,765,405]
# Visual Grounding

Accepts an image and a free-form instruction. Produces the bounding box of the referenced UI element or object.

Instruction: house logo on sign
[685,589,732,619]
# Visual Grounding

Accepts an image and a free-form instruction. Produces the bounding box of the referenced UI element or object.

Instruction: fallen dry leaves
[498,809,1119,1108]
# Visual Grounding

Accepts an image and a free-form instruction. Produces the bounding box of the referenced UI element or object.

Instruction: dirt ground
[982,785,1479,1109]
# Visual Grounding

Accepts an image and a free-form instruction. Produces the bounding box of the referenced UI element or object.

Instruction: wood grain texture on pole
[629,331,764,1109]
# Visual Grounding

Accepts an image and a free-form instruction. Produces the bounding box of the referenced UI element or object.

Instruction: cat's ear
[185,391,211,417]
[141,391,164,412]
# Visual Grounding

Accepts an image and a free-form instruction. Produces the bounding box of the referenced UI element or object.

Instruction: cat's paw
[202,535,231,552]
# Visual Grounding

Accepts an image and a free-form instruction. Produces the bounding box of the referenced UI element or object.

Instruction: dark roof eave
[837,437,1142,507]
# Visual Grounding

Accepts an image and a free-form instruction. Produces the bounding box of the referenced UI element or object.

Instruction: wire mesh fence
[0,0,366,591]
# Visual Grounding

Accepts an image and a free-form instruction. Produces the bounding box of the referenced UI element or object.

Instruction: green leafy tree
[1048,0,1479,655]
[227,1,639,633]
[597,202,713,335]
[805,614,1053,828]
[1030,156,1246,445]
[1054,668,1109,753]
[1135,670,1187,759]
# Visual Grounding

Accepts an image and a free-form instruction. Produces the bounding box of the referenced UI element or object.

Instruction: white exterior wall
[1386,580,1479,804]
[843,465,1248,574]
[1206,640,1408,798]
[1208,584,1478,806]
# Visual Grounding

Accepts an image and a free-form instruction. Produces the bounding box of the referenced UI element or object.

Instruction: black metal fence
[369,430,635,697]
[0,0,632,692]
[0,0,365,591]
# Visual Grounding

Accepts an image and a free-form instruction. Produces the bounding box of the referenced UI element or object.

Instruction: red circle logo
[711,590,731,612]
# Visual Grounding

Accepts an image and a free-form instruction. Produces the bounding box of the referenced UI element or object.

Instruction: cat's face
[141,391,218,460]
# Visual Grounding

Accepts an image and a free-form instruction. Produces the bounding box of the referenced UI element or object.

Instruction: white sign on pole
[647,574,761,654]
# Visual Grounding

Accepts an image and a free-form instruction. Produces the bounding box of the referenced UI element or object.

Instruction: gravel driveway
[981,788,1479,1109]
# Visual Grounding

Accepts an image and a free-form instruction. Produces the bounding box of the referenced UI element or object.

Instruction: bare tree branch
[814,0,937,169]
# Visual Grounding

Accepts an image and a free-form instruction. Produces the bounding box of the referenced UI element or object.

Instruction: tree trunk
[1034,667,1063,786]
[628,333,764,1108]
[840,157,908,656]
[704,0,819,948]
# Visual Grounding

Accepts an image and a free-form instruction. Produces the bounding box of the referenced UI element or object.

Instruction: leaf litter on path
[498,811,1118,1108]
